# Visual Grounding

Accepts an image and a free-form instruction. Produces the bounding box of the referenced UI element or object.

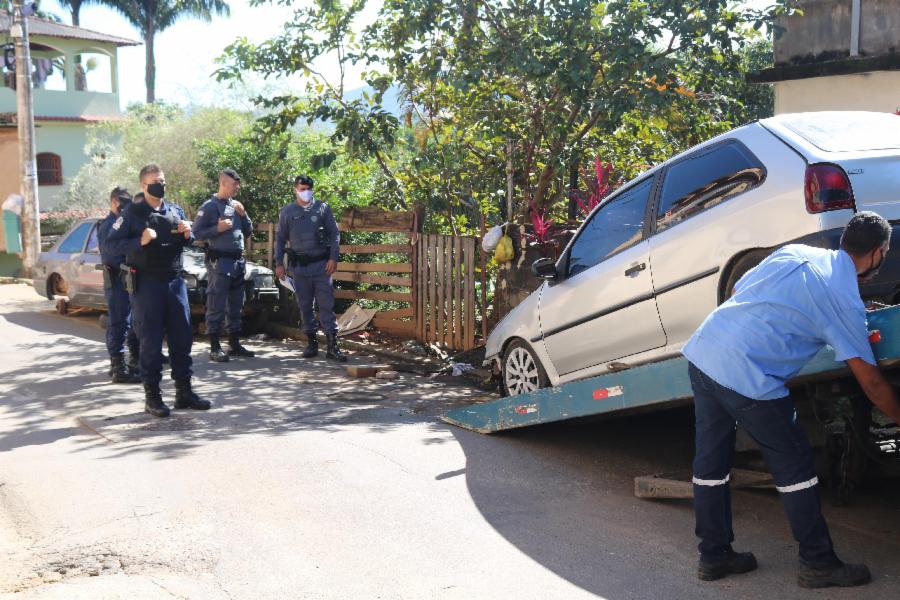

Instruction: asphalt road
[1,282,899,599]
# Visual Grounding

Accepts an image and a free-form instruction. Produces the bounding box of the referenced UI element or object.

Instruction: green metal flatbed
[442,304,900,434]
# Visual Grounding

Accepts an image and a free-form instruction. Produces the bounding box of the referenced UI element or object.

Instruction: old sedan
[32,218,280,330]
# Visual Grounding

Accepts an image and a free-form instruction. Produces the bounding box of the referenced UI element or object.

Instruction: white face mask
[297,189,313,202]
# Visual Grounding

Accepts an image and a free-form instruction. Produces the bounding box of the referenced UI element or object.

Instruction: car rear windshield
[781,112,900,152]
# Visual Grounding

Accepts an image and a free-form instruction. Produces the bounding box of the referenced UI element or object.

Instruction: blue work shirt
[98,211,125,267]
[193,195,253,277]
[274,199,340,267]
[682,245,876,400]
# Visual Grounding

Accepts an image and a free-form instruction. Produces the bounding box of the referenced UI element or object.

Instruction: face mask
[147,182,166,199]
[858,248,887,281]
[298,189,313,202]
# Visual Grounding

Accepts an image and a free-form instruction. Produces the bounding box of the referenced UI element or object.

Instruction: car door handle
[624,263,646,277]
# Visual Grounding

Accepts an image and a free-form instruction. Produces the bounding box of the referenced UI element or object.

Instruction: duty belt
[207,248,243,261]
[287,249,329,266]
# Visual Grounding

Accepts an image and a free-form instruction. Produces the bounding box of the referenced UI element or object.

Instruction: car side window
[567,177,654,278]
[85,223,100,254]
[57,222,92,253]
[656,141,765,233]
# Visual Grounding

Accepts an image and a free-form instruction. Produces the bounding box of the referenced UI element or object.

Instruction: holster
[101,264,120,290]
[119,264,138,294]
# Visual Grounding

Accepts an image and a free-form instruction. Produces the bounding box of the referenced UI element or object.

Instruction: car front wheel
[502,340,549,397]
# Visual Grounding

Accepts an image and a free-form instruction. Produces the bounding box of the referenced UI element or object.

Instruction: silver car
[487,111,900,396]
[32,218,280,327]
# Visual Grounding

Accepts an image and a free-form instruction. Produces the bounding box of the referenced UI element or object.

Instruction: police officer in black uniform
[97,187,141,384]
[274,175,346,362]
[106,163,210,417]
[193,169,255,362]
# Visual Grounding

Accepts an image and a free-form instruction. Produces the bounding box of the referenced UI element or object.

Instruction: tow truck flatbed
[442,305,900,434]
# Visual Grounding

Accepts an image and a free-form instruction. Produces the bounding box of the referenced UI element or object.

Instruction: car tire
[56,298,69,315]
[99,313,109,329]
[501,339,549,397]
[723,250,770,301]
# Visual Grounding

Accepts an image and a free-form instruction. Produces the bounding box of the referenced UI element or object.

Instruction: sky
[40,0,774,112]
[41,0,381,110]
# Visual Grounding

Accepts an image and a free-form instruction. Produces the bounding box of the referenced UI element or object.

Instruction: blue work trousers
[689,362,837,567]
[205,269,246,336]
[132,275,193,384]
[291,261,337,335]
[103,275,138,357]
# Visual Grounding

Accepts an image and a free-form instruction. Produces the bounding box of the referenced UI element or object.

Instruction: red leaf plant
[572,157,613,217]
[526,200,554,245]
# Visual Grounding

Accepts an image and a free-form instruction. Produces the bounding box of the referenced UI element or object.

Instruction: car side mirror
[531,257,559,281]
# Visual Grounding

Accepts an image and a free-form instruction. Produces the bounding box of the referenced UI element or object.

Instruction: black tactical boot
[110,354,141,384]
[208,334,230,363]
[143,381,170,418]
[126,340,140,373]
[174,379,211,410]
[326,333,347,363]
[698,550,758,581]
[302,333,319,358]
[798,559,871,588]
[227,332,255,358]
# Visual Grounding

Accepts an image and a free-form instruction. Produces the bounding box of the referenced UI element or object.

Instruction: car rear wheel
[502,340,549,397]
[723,250,770,301]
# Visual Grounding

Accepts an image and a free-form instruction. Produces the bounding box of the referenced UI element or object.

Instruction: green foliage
[218,0,793,231]
[64,103,251,213]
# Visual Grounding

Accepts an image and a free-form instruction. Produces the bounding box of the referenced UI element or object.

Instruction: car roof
[760,111,900,160]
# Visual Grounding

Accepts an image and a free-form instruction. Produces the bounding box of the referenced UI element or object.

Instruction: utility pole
[11,0,40,277]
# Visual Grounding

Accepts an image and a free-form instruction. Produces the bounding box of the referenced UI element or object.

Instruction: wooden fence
[251,207,480,350]
[416,234,478,351]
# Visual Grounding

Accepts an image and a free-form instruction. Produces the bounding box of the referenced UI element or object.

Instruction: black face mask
[146,182,166,199]
[115,198,132,214]
[858,249,886,281]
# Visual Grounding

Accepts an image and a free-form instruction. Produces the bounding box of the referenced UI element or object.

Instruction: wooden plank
[443,236,452,348]
[378,307,414,319]
[339,206,417,232]
[410,235,419,341]
[454,236,463,350]
[339,244,412,255]
[372,316,414,328]
[436,235,445,347]
[417,237,426,342]
[335,262,412,273]
[334,289,413,303]
[373,321,417,337]
[332,272,411,287]
[424,235,433,344]
[464,237,476,350]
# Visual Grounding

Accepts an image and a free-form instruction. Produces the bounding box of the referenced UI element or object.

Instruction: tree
[109,0,230,103]
[54,0,94,26]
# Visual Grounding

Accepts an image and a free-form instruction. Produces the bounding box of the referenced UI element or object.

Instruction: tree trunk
[145,25,156,103]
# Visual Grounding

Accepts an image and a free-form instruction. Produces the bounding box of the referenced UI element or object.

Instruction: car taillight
[805,164,855,213]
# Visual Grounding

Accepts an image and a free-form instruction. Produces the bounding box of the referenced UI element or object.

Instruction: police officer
[274,175,346,362]
[193,169,255,362]
[106,163,210,417]
[97,187,140,384]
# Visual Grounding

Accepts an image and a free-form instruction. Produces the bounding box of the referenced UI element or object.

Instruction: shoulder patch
[112,216,124,230]
[197,210,204,217]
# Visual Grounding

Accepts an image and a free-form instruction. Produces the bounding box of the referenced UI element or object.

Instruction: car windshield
[780,112,900,152]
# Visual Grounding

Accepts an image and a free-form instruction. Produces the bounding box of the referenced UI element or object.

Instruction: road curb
[0,277,33,285]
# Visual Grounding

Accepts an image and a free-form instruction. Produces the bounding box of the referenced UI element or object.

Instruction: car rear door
[74,221,105,307]
[538,176,666,376]
[55,221,94,305]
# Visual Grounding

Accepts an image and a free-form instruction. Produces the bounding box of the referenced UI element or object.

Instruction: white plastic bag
[481,223,506,253]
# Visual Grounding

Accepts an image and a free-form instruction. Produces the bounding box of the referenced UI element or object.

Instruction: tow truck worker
[683,211,900,588]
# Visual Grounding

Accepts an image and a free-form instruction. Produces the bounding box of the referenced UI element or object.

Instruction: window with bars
[36,153,62,186]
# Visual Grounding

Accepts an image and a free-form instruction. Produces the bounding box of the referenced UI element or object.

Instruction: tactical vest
[126,203,184,279]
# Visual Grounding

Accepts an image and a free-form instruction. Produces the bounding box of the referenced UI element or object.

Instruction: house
[0,11,139,212]
[749,0,900,114]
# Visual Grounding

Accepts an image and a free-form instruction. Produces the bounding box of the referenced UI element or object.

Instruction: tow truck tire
[56,298,69,315]
[501,339,549,397]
